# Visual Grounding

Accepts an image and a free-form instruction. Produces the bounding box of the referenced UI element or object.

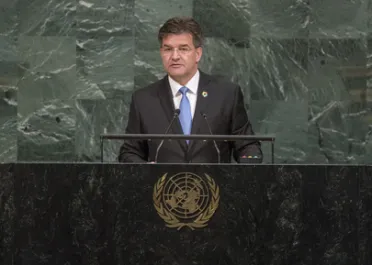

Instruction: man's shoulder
[132,77,165,98]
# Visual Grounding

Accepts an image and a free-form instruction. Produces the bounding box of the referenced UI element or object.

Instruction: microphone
[154,109,180,163]
[200,112,221,164]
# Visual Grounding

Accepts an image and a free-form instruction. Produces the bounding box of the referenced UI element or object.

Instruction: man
[118,16,262,163]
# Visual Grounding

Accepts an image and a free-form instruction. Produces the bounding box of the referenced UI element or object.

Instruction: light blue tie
[179,86,192,144]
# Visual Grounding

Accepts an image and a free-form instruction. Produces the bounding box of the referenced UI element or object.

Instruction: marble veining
[0,0,371,163]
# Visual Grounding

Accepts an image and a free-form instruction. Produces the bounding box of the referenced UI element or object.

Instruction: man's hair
[158,16,204,48]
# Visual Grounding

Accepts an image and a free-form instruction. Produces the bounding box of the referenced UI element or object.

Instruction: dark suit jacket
[118,71,262,163]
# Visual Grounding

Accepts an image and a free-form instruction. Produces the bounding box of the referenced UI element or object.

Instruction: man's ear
[196,47,203,62]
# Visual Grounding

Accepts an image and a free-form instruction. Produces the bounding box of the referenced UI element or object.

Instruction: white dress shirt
[168,70,200,119]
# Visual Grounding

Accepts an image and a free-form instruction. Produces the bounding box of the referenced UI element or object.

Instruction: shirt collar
[168,70,200,97]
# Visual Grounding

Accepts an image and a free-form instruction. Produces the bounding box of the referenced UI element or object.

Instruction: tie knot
[179,86,188,95]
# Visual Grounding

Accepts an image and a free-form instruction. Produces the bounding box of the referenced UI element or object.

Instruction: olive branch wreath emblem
[153,173,220,230]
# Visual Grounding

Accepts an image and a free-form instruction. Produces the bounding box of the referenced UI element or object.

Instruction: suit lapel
[189,71,212,151]
[157,76,188,152]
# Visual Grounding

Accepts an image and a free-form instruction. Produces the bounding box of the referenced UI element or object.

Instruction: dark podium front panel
[0,163,371,265]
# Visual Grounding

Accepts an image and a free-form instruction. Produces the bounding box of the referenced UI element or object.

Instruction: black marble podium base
[0,163,371,265]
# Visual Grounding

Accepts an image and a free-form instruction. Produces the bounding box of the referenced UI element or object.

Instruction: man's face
[160,33,202,84]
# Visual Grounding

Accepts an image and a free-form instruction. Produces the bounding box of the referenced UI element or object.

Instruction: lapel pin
[202,91,208,97]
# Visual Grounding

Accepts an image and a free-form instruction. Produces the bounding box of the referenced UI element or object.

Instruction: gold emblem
[153,172,220,230]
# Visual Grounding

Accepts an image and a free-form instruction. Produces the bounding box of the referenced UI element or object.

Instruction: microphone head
[200,111,207,118]
[175,109,181,115]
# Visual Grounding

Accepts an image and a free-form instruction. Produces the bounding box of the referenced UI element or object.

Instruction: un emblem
[153,172,220,230]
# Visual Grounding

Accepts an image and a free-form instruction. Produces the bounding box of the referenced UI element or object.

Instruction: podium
[0,162,371,264]
[100,133,276,163]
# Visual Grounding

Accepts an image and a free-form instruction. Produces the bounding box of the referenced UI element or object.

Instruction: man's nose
[171,49,181,59]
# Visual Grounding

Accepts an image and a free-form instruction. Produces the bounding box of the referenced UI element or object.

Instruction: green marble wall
[0,0,371,163]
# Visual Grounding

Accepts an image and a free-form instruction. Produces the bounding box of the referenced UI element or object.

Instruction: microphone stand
[154,109,180,163]
[201,112,221,164]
